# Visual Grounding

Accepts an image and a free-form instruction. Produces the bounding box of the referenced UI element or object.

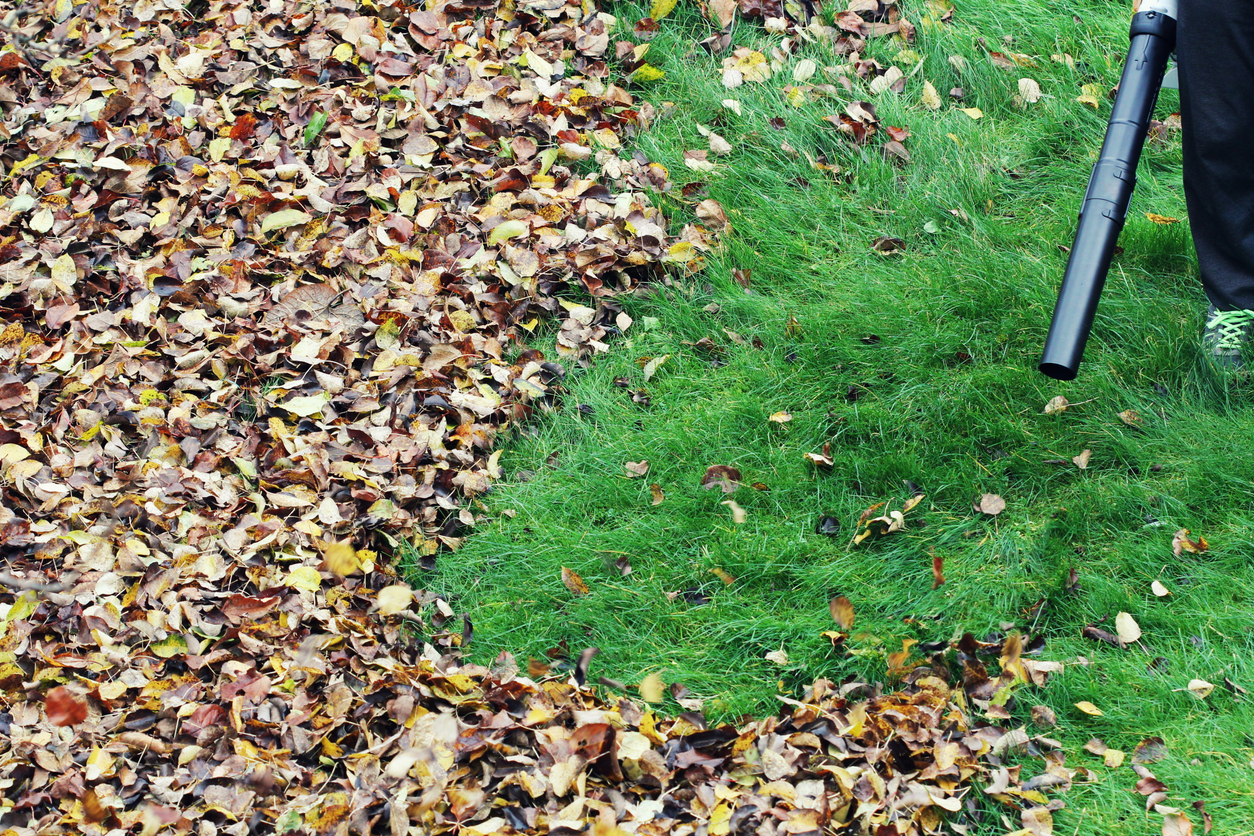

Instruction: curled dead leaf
[650,483,665,506]
[1172,529,1208,556]
[1044,395,1069,415]
[625,460,650,478]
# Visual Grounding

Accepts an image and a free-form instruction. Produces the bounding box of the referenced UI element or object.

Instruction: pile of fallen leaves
[4,627,1079,836]
[0,0,1093,832]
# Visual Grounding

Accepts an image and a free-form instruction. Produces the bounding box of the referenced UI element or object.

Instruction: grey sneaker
[1203,306,1254,368]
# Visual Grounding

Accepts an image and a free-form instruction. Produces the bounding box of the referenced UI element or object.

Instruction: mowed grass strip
[414,1,1254,831]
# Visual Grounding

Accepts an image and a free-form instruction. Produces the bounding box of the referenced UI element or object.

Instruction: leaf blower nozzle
[1039,1,1177,380]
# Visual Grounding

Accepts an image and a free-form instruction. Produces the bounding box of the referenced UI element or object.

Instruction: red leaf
[46,686,88,727]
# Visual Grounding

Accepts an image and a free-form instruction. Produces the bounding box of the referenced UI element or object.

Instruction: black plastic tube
[1039,10,1177,381]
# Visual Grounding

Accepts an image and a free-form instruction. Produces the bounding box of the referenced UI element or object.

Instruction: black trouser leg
[1177,0,1254,311]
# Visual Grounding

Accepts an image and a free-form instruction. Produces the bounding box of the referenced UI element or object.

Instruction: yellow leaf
[921,80,943,111]
[561,566,590,596]
[1186,678,1214,699]
[332,43,354,62]
[324,541,361,576]
[768,411,792,424]
[377,584,413,616]
[650,0,679,20]
[286,565,323,591]
[960,107,983,119]
[630,64,666,83]
[1075,700,1103,716]
[639,672,665,703]
[1146,213,1180,224]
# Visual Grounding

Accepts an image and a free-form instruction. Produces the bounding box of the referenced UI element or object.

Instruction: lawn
[419,0,1254,832]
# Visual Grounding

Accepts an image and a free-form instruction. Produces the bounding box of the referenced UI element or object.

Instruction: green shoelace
[1207,308,1254,351]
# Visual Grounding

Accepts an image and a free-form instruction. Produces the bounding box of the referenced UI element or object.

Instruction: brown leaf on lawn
[830,595,856,629]
[625,460,650,478]
[871,236,907,255]
[932,553,946,589]
[806,450,835,469]
[1119,409,1143,427]
[1073,449,1092,469]
[1021,806,1053,836]
[1044,395,1070,414]
[1193,801,1213,835]
[976,493,1007,516]
[1031,705,1058,727]
[700,464,742,493]
[768,411,793,424]
[562,567,590,596]
[1147,213,1181,225]
[1133,736,1168,764]
[1172,529,1209,556]
[650,484,666,505]
[45,687,87,727]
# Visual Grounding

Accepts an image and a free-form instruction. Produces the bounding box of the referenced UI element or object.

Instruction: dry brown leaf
[562,567,590,596]
[650,483,666,506]
[1073,449,1092,469]
[830,595,856,629]
[700,465,742,494]
[625,460,650,478]
[976,493,1007,516]
[1043,395,1070,415]
[1119,409,1143,427]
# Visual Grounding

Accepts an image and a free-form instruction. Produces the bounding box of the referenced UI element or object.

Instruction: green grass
[410,1,1254,831]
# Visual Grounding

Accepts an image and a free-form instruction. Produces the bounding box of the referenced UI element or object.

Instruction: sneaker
[1203,305,1254,368]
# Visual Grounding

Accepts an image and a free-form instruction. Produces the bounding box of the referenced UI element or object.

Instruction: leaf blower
[1039,0,1178,380]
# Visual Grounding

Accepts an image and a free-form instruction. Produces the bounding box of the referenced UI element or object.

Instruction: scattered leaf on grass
[1073,449,1092,469]
[1044,395,1070,414]
[1162,812,1195,836]
[625,460,650,478]
[46,687,87,727]
[642,354,670,381]
[722,500,747,524]
[764,648,790,665]
[710,567,736,586]
[921,80,943,110]
[1172,529,1209,556]
[959,107,984,119]
[1147,213,1180,225]
[1119,409,1143,427]
[1186,679,1215,699]
[1152,580,1171,597]
[1104,748,1127,768]
[768,411,793,424]
[1133,736,1168,764]
[1116,612,1142,644]
[639,672,665,703]
[1031,705,1058,727]
[700,465,742,493]
[1075,700,1104,716]
[871,236,906,255]
[976,493,1007,516]
[561,567,590,596]
[650,484,665,505]
[1017,77,1043,105]
[830,595,856,629]
[805,450,835,469]
[932,553,946,589]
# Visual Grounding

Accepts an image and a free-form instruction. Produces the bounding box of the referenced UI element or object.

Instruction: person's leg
[1177,0,1254,313]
